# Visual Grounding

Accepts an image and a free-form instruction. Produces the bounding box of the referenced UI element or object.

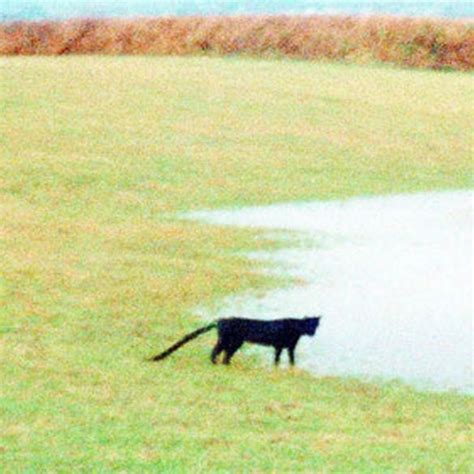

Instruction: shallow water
[187,191,473,393]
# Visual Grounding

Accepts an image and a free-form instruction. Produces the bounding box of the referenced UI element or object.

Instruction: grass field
[1,56,473,472]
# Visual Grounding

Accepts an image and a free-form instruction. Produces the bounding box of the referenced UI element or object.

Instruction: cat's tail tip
[146,355,163,362]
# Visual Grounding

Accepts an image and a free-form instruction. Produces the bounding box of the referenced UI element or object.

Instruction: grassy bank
[1,56,473,471]
[1,15,474,70]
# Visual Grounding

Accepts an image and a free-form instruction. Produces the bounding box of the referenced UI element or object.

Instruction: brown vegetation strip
[1,15,473,70]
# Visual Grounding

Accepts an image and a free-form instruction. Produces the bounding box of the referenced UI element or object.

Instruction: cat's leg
[288,338,300,366]
[288,346,296,366]
[274,347,283,366]
[223,342,243,365]
[211,340,225,364]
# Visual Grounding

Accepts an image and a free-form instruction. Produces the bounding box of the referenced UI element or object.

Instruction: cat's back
[218,317,289,339]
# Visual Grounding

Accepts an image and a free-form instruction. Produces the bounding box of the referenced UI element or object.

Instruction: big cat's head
[303,316,321,336]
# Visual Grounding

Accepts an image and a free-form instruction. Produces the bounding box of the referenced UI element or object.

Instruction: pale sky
[1,0,471,20]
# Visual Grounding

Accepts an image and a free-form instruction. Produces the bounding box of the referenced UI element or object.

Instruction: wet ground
[186,191,472,393]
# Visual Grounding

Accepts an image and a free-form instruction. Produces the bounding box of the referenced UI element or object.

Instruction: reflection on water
[187,191,473,393]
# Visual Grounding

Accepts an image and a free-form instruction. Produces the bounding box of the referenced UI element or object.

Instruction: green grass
[1,56,472,472]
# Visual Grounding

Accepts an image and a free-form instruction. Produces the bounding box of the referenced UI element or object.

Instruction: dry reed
[1,15,473,70]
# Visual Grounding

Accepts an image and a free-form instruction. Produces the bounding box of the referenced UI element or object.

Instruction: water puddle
[186,191,473,393]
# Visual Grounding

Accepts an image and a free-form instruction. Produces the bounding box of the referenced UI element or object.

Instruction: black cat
[149,316,321,366]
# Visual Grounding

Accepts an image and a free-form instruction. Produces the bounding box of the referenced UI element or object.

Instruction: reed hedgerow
[1,15,473,70]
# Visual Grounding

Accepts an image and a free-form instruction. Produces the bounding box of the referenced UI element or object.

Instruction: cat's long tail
[148,322,218,361]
